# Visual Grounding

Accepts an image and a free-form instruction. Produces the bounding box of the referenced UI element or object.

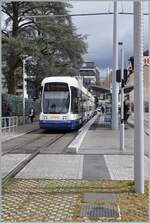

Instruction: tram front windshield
[43,82,70,114]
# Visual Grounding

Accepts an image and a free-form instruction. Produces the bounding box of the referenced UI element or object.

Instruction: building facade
[79,61,100,88]
[127,50,149,111]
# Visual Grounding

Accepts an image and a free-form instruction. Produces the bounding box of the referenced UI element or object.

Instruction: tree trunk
[12,2,19,37]
[6,51,18,94]
[7,69,16,95]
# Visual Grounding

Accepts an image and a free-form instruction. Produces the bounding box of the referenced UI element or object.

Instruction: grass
[2,179,149,222]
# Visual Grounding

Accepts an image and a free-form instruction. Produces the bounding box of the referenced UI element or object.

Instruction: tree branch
[2,30,9,37]
[2,8,13,20]
[18,21,34,29]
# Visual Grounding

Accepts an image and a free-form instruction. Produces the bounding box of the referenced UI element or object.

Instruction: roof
[89,85,111,94]
[81,61,95,69]
[89,85,134,94]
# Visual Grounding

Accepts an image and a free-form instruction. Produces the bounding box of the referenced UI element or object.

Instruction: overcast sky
[1,1,149,77]
[70,1,149,76]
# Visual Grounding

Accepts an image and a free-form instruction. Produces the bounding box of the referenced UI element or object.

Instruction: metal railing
[1,117,18,140]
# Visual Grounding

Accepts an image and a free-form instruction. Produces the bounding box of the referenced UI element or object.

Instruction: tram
[39,76,95,130]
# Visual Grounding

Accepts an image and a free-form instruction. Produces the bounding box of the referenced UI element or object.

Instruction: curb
[67,114,100,153]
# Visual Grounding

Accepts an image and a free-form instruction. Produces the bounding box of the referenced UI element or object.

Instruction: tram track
[2,129,65,155]
[2,133,66,186]
[2,129,44,155]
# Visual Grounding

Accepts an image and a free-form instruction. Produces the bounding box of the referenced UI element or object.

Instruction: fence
[2,94,41,124]
[1,116,18,141]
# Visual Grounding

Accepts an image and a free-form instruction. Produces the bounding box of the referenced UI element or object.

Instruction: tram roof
[41,76,94,98]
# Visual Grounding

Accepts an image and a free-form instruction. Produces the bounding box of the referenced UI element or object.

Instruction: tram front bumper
[39,120,80,130]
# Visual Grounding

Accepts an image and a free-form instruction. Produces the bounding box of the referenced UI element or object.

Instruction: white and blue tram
[39,76,95,130]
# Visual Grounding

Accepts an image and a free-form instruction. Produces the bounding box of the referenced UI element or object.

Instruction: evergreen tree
[2,2,87,96]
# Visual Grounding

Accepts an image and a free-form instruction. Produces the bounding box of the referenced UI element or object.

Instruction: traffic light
[124,69,128,84]
[116,70,121,82]
[116,69,128,84]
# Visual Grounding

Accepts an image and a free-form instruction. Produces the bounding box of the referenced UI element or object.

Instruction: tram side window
[71,87,79,113]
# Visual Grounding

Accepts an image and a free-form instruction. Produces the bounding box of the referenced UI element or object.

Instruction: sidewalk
[12,115,149,181]
[78,115,149,180]
[2,121,39,142]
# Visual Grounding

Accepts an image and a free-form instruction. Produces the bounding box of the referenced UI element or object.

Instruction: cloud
[70,1,149,71]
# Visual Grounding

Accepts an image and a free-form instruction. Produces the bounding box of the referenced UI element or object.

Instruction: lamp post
[22,56,31,124]
[118,42,125,151]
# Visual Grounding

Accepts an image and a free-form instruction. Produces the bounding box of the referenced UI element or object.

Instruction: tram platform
[77,114,149,180]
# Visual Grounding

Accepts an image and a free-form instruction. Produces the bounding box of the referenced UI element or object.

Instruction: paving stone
[16,154,83,179]
[104,155,149,180]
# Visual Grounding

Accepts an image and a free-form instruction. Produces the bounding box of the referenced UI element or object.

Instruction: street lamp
[22,55,32,124]
[118,42,125,151]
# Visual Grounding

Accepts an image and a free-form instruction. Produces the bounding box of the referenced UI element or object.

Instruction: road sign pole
[112,1,118,130]
[134,1,144,193]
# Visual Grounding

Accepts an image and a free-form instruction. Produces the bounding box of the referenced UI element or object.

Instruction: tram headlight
[63,116,67,120]
[43,115,48,120]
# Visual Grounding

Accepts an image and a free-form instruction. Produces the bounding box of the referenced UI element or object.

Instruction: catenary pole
[134,1,144,193]
[148,2,150,196]
[112,1,118,130]
[119,42,125,151]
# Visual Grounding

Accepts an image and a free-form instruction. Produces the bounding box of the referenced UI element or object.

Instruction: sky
[69,1,149,77]
[1,1,149,77]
